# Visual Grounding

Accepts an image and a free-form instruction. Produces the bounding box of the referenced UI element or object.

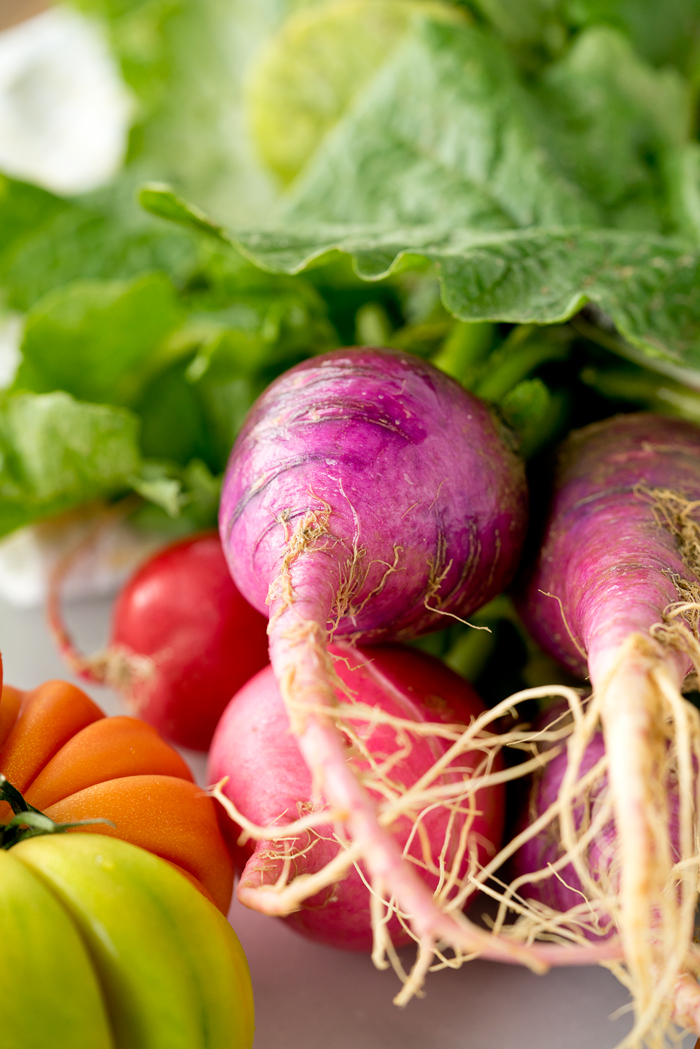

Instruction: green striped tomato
[0,833,254,1049]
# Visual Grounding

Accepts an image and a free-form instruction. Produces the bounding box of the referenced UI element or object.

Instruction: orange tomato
[0,664,233,914]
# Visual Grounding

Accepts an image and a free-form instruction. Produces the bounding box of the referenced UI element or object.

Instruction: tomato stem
[0,774,115,850]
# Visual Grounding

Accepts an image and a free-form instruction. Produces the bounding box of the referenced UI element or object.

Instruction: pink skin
[511,721,697,1036]
[218,345,540,967]
[512,725,680,920]
[512,728,614,918]
[518,413,699,685]
[517,413,700,1028]
[208,643,505,952]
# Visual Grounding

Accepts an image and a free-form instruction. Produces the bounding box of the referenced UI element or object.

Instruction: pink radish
[208,643,505,956]
[516,413,700,1038]
[50,532,270,750]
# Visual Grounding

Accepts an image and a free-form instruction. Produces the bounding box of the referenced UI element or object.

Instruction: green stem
[580,367,700,425]
[473,337,568,402]
[444,627,496,681]
[432,321,494,383]
[0,775,114,850]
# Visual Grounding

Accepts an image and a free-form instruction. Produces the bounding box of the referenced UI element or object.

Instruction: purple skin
[512,724,681,928]
[518,413,700,686]
[513,730,611,916]
[220,346,527,641]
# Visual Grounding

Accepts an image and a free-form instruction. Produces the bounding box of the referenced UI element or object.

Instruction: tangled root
[501,485,700,1048]
[211,671,620,1001]
[214,491,700,1043]
[219,619,700,1043]
[545,636,700,1048]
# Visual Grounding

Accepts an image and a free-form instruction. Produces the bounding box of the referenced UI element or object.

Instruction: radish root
[45,495,156,697]
[211,657,623,1000]
[215,484,700,1038]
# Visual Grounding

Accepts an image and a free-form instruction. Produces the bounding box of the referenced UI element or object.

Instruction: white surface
[0,511,163,607]
[0,593,694,1049]
[0,7,131,193]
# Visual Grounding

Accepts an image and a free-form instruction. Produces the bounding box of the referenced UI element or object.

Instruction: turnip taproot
[208,643,505,967]
[49,532,270,750]
[217,344,606,983]
[516,413,700,1040]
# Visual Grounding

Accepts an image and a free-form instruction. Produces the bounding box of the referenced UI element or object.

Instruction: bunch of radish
[213,345,560,976]
[48,346,700,1043]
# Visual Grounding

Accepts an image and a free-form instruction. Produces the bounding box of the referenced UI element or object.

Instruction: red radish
[49,532,270,750]
[217,343,547,976]
[208,643,505,956]
[516,413,700,1037]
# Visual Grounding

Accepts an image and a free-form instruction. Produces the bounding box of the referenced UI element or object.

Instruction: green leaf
[563,0,700,71]
[535,27,691,233]
[128,457,220,532]
[194,375,266,471]
[278,18,602,228]
[0,391,143,536]
[0,177,71,260]
[70,0,286,225]
[1,180,199,313]
[246,0,465,184]
[140,185,700,368]
[138,182,227,239]
[14,273,185,407]
[665,144,700,246]
[468,0,562,45]
[179,459,221,526]
[273,18,691,236]
[137,359,214,467]
[138,185,229,242]
[131,462,183,516]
